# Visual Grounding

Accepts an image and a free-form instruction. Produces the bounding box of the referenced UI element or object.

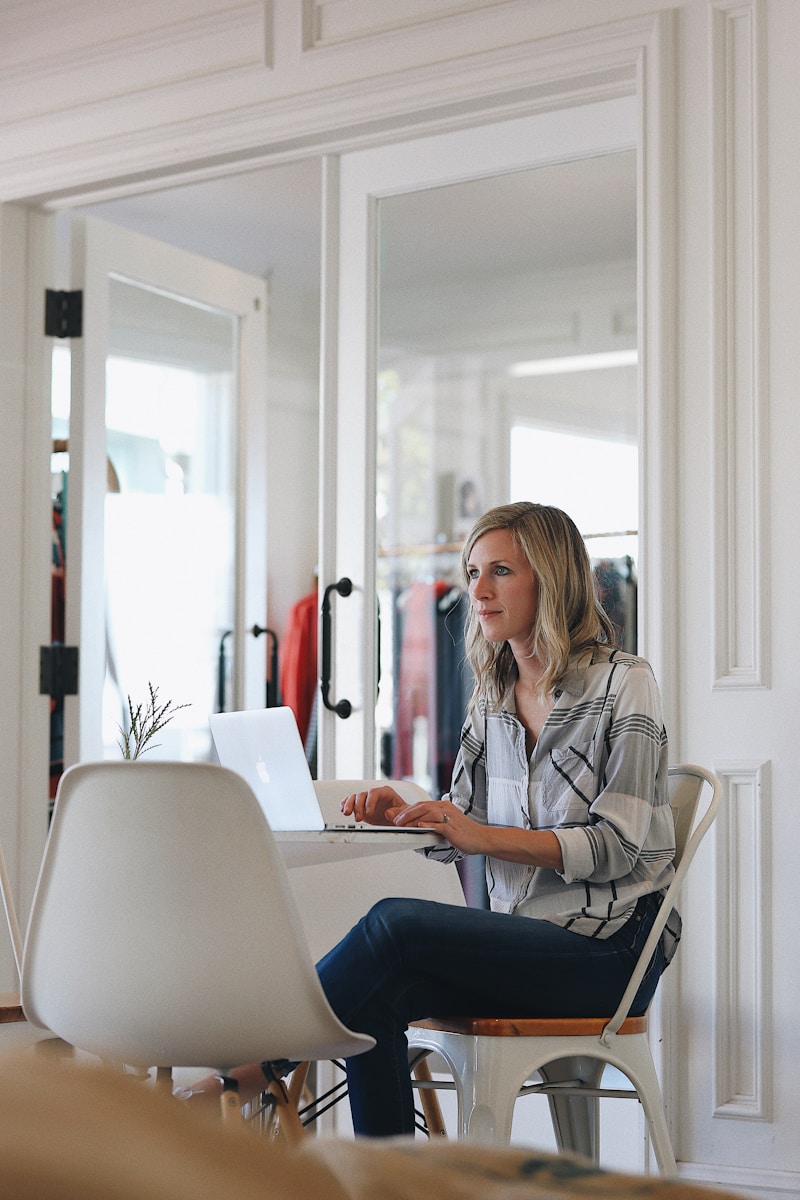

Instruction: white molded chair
[20,761,374,1133]
[407,764,721,1172]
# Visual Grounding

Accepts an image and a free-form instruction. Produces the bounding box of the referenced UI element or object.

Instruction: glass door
[58,216,267,770]
[321,97,639,782]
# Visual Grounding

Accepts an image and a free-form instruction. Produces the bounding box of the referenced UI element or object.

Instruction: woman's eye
[495,565,510,576]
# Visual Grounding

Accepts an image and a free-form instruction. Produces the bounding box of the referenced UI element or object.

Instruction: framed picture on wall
[454,476,483,539]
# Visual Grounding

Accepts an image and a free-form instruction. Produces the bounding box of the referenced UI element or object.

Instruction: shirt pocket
[538,743,597,825]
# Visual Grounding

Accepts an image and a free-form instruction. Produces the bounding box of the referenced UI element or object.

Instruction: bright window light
[508,349,638,377]
[510,425,637,558]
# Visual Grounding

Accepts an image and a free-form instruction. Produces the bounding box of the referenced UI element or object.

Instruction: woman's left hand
[393,800,487,854]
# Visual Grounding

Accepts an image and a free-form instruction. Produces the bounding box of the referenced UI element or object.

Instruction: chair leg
[614,1040,678,1175]
[538,1057,604,1164]
[266,1081,305,1144]
[219,1087,242,1122]
[286,1061,311,1113]
[212,1074,242,1123]
[260,1064,306,1145]
[456,1038,518,1142]
[412,1055,448,1138]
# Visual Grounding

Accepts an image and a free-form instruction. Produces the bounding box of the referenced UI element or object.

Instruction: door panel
[321,96,638,781]
[62,217,267,766]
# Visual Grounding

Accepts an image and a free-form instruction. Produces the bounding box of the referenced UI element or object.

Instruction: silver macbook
[209,706,438,836]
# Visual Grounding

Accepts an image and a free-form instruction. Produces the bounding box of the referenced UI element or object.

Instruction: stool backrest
[601,763,721,1042]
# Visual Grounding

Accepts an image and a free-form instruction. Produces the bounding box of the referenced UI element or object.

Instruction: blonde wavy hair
[461,501,616,710]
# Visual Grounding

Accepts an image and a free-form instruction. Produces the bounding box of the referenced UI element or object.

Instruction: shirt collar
[500,643,611,711]
[559,643,614,697]
[558,654,590,698]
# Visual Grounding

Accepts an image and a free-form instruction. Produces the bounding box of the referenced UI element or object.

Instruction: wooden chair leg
[255,1062,307,1144]
[219,1087,242,1123]
[266,1079,306,1144]
[285,1061,311,1112]
[412,1055,448,1138]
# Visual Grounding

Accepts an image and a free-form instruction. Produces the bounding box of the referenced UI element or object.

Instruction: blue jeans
[316,892,666,1137]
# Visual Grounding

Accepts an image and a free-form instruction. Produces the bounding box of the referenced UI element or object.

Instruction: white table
[273,828,444,868]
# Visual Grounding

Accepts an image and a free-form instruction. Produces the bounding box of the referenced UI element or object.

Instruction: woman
[186,502,678,1135]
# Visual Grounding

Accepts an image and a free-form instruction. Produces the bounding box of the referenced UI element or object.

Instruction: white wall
[0,2,796,1194]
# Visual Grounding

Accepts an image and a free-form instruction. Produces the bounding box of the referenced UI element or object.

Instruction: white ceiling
[79,149,637,307]
[80,157,324,295]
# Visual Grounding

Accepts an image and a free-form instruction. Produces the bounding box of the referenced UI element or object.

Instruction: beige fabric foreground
[0,1053,743,1200]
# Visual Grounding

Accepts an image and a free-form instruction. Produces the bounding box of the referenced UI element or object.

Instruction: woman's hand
[393,799,488,854]
[340,786,411,826]
[340,790,483,851]
[396,800,564,868]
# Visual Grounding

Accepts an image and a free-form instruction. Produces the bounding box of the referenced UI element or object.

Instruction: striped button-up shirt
[426,646,680,960]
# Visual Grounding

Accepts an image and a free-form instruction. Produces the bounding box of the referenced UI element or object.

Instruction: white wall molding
[713,759,772,1121]
[710,0,769,691]
[302,0,526,51]
[0,4,272,126]
[2,11,662,207]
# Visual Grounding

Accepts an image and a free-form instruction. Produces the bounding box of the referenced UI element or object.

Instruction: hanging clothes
[392,579,471,795]
[279,589,318,747]
[392,579,448,782]
[434,586,472,794]
[593,556,637,653]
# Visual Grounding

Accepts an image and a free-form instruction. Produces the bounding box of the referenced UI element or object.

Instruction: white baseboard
[680,1162,800,1199]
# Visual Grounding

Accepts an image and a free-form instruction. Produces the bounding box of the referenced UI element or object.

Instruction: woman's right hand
[340,786,410,826]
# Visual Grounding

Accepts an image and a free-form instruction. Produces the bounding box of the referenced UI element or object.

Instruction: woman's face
[466,528,539,648]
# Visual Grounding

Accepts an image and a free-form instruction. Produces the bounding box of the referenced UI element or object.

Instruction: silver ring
[442,813,449,824]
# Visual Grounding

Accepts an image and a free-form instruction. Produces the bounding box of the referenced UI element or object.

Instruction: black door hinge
[44,289,83,338]
[39,644,79,700]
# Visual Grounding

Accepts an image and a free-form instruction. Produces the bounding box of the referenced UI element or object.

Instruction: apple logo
[256,756,270,784]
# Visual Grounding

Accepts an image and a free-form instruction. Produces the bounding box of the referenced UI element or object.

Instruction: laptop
[209,706,439,837]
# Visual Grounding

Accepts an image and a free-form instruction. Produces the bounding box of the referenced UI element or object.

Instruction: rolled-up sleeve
[553,663,672,885]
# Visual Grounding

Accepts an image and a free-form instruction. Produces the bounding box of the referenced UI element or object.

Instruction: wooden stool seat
[0,992,25,1024]
[412,1014,648,1038]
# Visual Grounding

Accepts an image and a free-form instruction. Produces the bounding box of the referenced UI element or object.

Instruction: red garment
[392,579,450,779]
[279,590,318,745]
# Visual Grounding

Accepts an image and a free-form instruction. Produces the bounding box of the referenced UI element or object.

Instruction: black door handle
[320,577,353,719]
[252,625,280,708]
